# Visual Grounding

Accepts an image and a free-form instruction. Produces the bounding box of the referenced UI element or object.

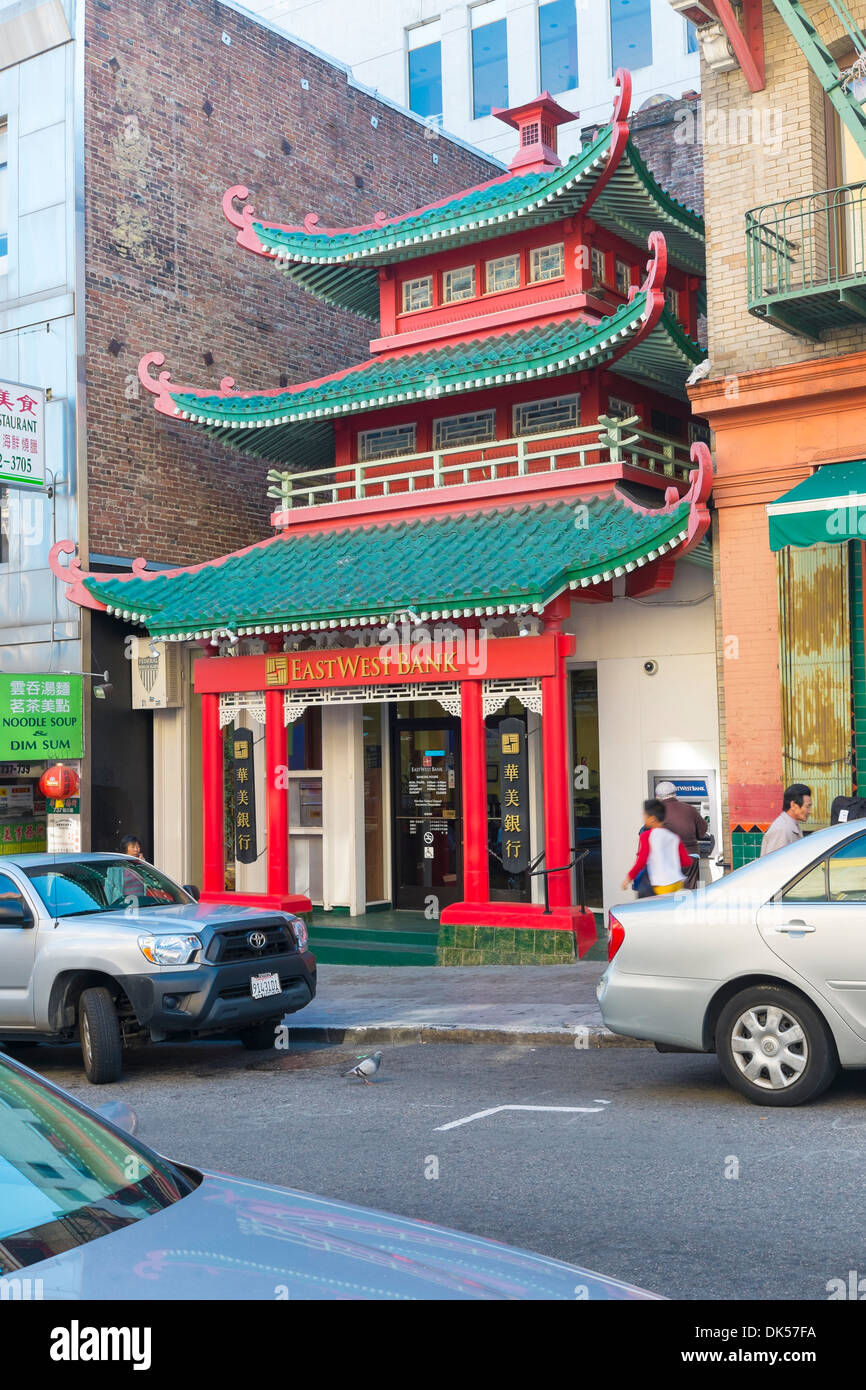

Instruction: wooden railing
[267,416,696,512]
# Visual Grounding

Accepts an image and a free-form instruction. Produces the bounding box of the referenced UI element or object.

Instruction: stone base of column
[437,902,596,965]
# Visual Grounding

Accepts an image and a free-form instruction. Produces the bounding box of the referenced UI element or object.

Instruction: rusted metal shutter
[777,542,853,828]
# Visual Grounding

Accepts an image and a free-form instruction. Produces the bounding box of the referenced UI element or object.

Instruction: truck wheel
[716,985,837,1107]
[79,987,123,1085]
[239,1017,282,1051]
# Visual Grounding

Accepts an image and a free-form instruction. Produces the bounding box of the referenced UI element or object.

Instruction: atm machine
[647,770,721,883]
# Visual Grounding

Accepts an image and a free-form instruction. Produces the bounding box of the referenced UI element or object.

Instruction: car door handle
[777,920,816,933]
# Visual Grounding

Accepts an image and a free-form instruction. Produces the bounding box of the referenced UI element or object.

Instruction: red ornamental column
[265,687,289,898]
[201,692,225,894]
[541,632,573,909]
[460,679,490,902]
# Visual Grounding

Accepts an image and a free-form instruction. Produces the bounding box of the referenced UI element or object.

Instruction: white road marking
[435,1103,608,1132]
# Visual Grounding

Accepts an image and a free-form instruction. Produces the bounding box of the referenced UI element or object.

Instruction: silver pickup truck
[0,852,316,1083]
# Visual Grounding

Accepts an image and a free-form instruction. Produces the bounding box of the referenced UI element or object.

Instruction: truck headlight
[138,934,201,966]
[288,916,308,952]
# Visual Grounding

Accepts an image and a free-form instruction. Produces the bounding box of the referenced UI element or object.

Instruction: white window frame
[513,393,580,437]
[615,258,631,296]
[664,285,680,317]
[406,19,443,122]
[484,252,521,294]
[529,242,565,284]
[401,274,434,314]
[357,423,418,462]
[590,245,606,286]
[432,409,497,450]
[441,263,477,303]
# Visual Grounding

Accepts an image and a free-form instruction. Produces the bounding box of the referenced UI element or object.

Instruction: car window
[25,860,187,917]
[0,1057,195,1270]
[828,834,866,901]
[781,859,827,902]
[0,872,23,904]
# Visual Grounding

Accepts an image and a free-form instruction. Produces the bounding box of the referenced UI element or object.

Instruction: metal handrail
[486,844,588,914]
[745,181,866,305]
[267,418,695,512]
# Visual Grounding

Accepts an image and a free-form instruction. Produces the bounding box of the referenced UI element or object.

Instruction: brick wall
[84,0,497,567]
[629,97,704,219]
[700,0,866,380]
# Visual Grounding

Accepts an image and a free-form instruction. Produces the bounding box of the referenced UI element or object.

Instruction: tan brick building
[685,0,866,862]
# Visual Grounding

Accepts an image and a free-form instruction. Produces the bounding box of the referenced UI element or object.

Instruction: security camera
[643,659,659,676]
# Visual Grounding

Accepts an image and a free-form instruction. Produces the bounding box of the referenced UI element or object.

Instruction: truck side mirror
[182,884,201,902]
[0,901,32,927]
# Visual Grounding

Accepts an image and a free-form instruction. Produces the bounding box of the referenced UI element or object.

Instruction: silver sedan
[598,820,866,1106]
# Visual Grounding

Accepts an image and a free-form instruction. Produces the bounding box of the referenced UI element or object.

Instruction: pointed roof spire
[492,91,578,173]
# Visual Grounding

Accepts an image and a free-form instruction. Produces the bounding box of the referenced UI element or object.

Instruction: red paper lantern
[39,764,79,800]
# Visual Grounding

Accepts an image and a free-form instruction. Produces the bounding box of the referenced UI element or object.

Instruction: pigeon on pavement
[343,1051,383,1084]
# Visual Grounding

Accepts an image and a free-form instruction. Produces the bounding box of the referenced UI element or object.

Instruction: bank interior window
[433,409,497,449]
[529,242,565,283]
[485,253,520,294]
[513,393,580,436]
[615,258,631,296]
[402,274,434,313]
[357,422,417,461]
[441,264,476,303]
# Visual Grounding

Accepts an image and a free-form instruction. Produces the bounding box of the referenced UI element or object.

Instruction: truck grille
[219,975,294,1000]
[206,919,295,965]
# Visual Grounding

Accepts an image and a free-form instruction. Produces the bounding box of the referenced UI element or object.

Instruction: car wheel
[239,1017,282,1051]
[79,986,123,1085]
[716,985,837,1107]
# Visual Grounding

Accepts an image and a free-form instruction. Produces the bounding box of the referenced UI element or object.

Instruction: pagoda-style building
[55,73,714,961]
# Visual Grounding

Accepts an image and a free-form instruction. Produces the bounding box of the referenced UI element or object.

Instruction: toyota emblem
[248,930,267,950]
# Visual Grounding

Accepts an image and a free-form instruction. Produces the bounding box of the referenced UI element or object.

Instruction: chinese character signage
[498,716,529,873]
[0,674,83,760]
[232,728,258,865]
[0,380,45,491]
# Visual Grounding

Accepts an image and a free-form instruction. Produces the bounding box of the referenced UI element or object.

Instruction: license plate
[250,972,281,1000]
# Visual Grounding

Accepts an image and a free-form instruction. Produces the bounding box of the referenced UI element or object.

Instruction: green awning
[767,461,866,550]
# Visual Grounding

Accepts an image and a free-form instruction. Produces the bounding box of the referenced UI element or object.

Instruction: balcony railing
[745,182,866,337]
[267,417,696,513]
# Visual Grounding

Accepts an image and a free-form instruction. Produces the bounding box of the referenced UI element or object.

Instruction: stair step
[310,939,437,966]
[310,923,439,947]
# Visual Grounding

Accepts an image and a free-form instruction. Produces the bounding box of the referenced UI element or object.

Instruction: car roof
[0,852,133,867]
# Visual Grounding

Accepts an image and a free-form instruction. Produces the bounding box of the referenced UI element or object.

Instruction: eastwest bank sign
[0,380,46,491]
[195,636,563,696]
[0,674,84,759]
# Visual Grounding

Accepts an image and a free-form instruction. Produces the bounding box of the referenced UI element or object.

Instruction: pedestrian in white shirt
[622,799,692,896]
[760,784,812,856]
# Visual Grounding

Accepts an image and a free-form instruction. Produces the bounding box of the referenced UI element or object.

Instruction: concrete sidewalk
[288,960,648,1047]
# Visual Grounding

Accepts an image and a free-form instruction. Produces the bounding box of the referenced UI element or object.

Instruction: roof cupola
[492,91,578,174]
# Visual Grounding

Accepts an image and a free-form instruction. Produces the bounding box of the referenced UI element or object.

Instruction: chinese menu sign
[0,674,83,760]
[498,717,529,873]
[0,380,45,490]
[232,728,258,864]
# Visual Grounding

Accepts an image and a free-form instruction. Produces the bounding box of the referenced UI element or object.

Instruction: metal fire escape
[770,0,866,161]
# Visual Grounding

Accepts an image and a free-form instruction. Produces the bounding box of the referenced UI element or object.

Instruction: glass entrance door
[391,714,462,910]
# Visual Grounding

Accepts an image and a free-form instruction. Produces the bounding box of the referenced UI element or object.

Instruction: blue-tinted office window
[472,18,508,118]
[686,19,699,53]
[408,40,443,120]
[539,0,578,94]
[610,0,652,73]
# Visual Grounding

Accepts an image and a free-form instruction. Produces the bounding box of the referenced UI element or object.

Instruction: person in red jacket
[622,799,692,897]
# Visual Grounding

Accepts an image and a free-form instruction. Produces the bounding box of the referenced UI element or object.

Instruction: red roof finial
[492,92,578,173]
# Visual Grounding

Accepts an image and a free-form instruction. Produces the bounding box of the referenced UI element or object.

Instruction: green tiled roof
[160,297,703,469]
[245,126,703,318]
[82,492,693,640]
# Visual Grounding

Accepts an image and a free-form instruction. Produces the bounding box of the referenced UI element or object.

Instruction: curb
[286,1023,653,1048]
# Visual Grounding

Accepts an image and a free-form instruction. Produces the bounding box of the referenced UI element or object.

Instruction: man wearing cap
[655,780,707,888]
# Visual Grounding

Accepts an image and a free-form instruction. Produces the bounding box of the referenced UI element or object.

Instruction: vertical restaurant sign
[499,716,529,873]
[0,381,45,490]
[232,728,258,864]
[0,674,83,759]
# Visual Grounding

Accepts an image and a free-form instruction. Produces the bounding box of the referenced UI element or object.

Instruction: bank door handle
[777,920,816,934]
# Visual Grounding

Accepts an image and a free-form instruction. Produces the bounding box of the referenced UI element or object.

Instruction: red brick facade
[83,0,497,566]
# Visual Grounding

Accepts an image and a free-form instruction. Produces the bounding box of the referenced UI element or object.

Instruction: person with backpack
[622,798,692,897]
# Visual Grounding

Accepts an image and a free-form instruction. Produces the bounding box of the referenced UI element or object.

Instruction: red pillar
[461,679,490,902]
[265,687,289,898]
[201,692,225,894]
[541,632,573,909]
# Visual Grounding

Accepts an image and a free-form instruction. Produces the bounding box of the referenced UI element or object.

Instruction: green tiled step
[309,938,437,966]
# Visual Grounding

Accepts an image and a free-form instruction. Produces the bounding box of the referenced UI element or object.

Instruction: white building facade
[245,0,701,160]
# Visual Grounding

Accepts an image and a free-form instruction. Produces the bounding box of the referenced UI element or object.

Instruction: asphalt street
[20,1037,866,1301]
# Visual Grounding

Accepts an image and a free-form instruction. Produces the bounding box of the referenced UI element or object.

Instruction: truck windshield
[0,1057,195,1272]
[25,859,189,917]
